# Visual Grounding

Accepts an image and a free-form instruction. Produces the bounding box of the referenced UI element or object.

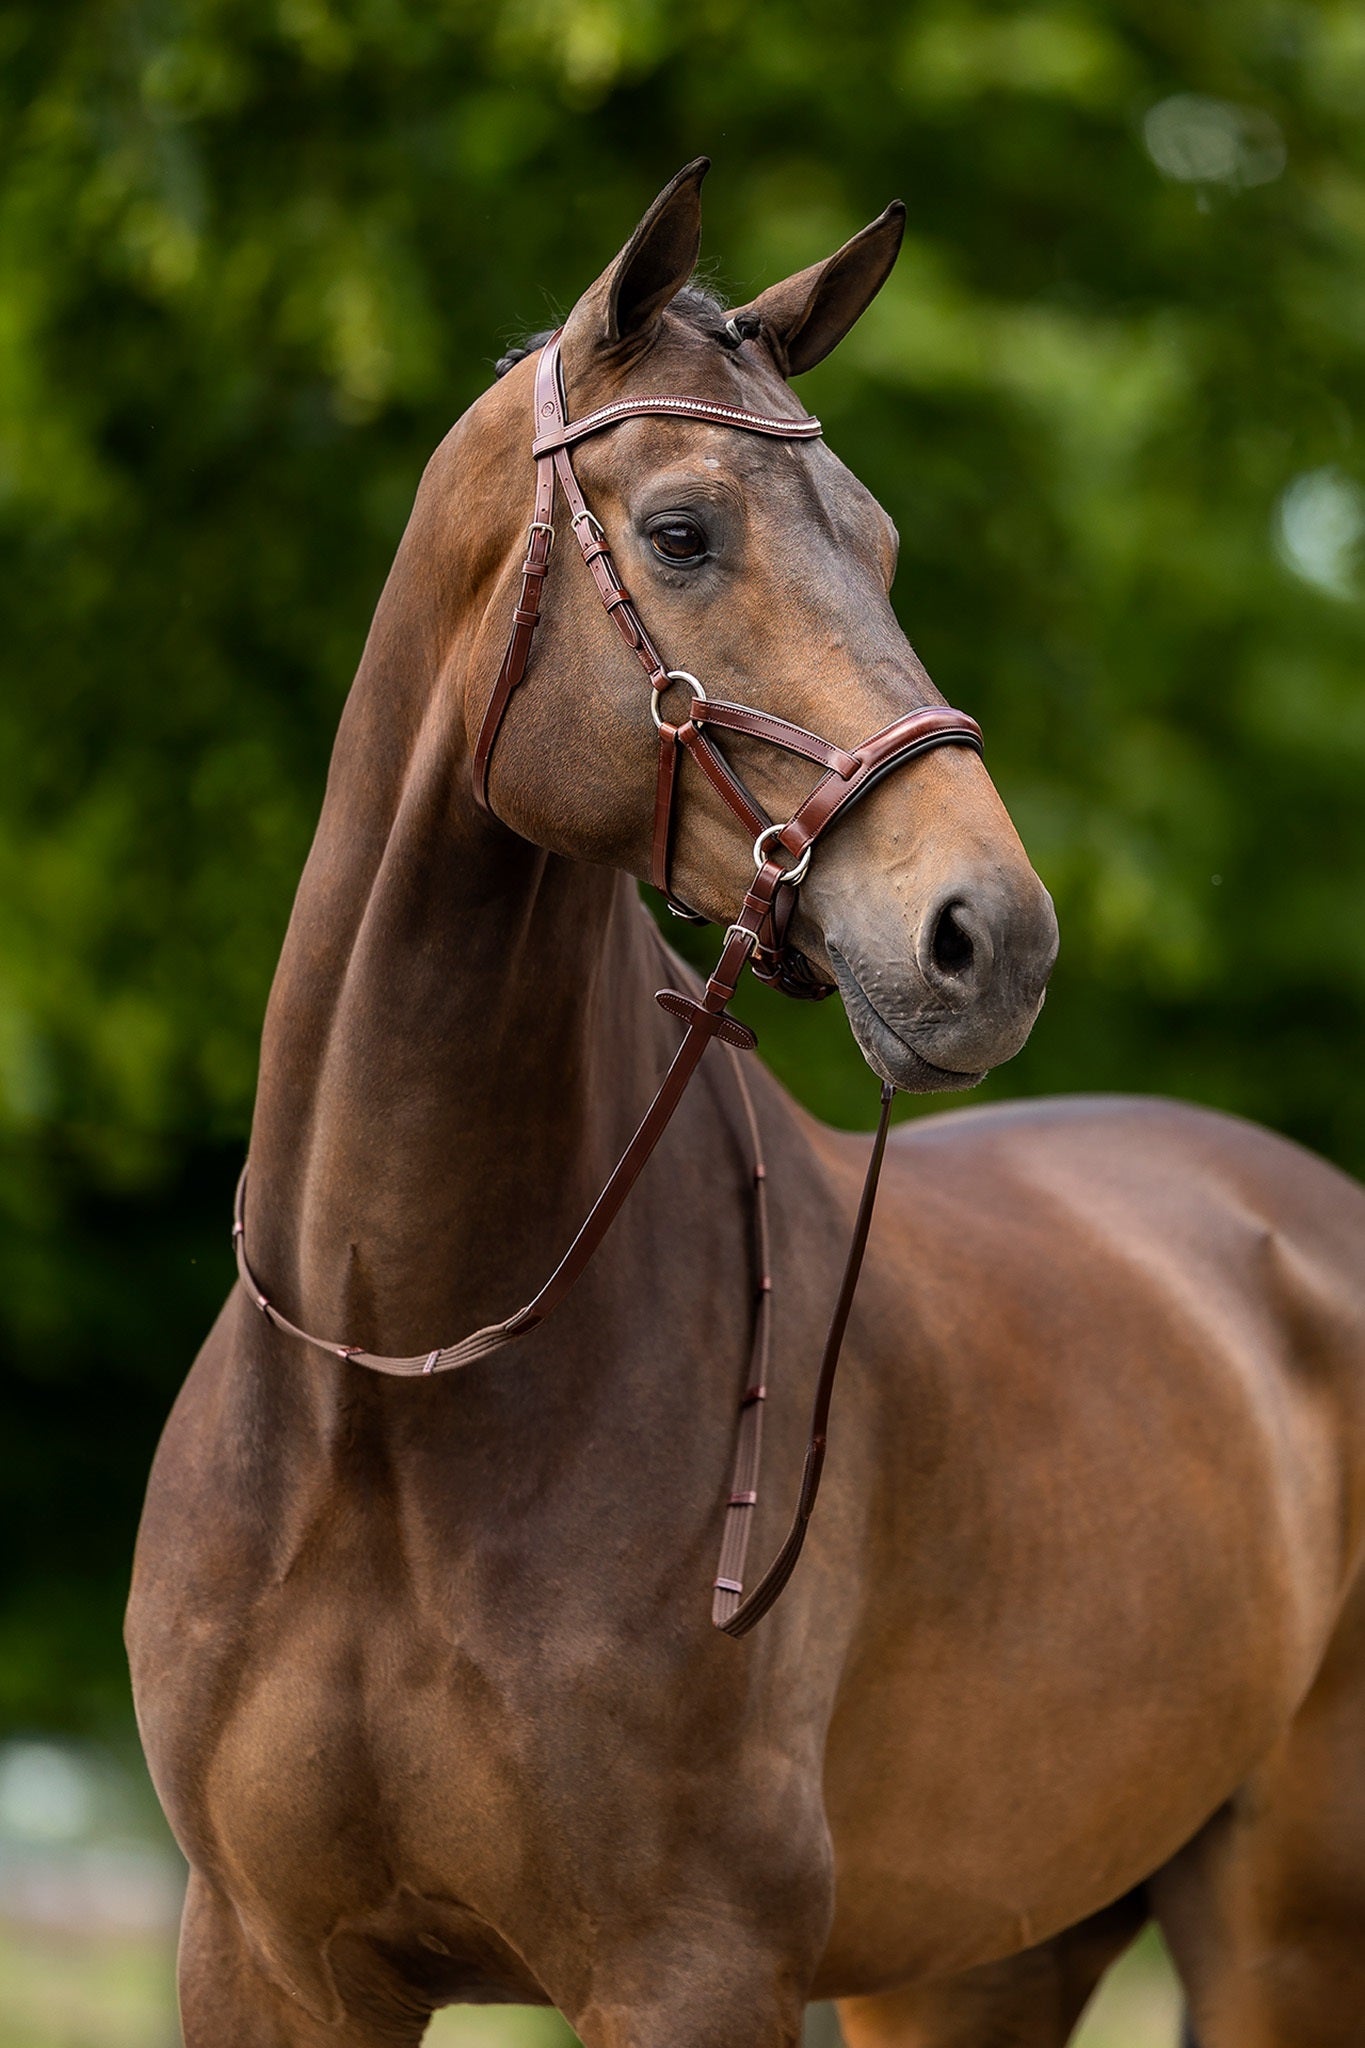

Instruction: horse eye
[650,519,707,563]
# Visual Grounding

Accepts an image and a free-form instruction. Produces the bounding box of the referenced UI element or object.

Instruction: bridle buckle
[722,920,759,957]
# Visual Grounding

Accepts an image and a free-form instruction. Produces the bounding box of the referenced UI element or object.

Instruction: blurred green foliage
[2,0,1364,1726]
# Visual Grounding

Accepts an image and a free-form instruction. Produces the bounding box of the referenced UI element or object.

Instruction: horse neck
[244,538,672,1364]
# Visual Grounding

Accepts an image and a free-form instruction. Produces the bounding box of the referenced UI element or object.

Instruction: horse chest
[175,1544,814,1975]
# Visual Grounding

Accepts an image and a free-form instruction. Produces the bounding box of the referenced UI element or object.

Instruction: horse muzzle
[823,866,1059,1092]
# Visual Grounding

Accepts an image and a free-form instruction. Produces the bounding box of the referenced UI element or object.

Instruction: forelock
[493,285,733,380]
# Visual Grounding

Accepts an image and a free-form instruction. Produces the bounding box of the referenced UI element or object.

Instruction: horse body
[821,1096,1365,1981]
[129,164,1365,2046]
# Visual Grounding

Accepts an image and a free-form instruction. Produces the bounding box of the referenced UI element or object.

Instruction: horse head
[453,159,1058,1092]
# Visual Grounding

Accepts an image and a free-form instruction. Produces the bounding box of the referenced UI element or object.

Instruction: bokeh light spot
[1143,94,1286,187]
[1275,468,1365,598]
[0,1743,96,1844]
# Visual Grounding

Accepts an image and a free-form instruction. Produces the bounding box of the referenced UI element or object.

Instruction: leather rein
[233,332,983,1636]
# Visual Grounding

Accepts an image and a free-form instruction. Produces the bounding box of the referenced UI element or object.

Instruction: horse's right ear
[563,159,709,359]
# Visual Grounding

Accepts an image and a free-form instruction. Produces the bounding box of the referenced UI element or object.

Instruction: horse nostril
[931,901,976,979]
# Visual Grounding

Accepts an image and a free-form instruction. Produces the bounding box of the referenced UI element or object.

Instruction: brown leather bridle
[234,332,984,1636]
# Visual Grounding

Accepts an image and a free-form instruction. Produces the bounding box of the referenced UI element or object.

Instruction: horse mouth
[826,944,987,1095]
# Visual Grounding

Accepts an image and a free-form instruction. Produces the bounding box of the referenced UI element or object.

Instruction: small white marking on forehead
[703,457,720,469]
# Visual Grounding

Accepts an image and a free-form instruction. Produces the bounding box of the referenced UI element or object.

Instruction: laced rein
[233,334,983,1635]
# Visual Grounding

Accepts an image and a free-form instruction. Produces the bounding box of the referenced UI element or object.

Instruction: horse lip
[826,943,987,1094]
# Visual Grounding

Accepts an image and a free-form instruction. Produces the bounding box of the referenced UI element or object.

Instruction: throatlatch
[234,332,983,1636]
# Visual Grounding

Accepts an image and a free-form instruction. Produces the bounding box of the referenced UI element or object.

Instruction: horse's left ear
[732,202,906,378]
[563,158,709,358]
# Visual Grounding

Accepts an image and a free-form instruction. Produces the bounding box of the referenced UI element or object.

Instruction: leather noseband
[233,332,984,1636]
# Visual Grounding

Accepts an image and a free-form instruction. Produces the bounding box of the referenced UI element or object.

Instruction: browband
[532,392,823,457]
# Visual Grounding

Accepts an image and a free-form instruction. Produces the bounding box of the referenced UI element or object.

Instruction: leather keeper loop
[654,989,759,1053]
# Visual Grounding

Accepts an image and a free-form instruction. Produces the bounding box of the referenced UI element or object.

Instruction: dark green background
[4,0,1363,1728]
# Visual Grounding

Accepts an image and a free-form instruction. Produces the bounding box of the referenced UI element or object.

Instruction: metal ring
[664,893,708,925]
[753,823,812,884]
[650,670,707,732]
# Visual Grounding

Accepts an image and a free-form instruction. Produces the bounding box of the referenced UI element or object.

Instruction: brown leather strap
[234,914,767,1379]
[533,391,822,457]
[675,717,771,842]
[471,342,564,809]
[780,707,983,856]
[713,1080,895,1636]
[710,1051,771,1621]
[553,447,669,686]
[694,698,860,780]
[652,721,683,896]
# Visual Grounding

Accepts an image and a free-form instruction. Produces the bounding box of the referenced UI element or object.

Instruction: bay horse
[128,161,1365,2048]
